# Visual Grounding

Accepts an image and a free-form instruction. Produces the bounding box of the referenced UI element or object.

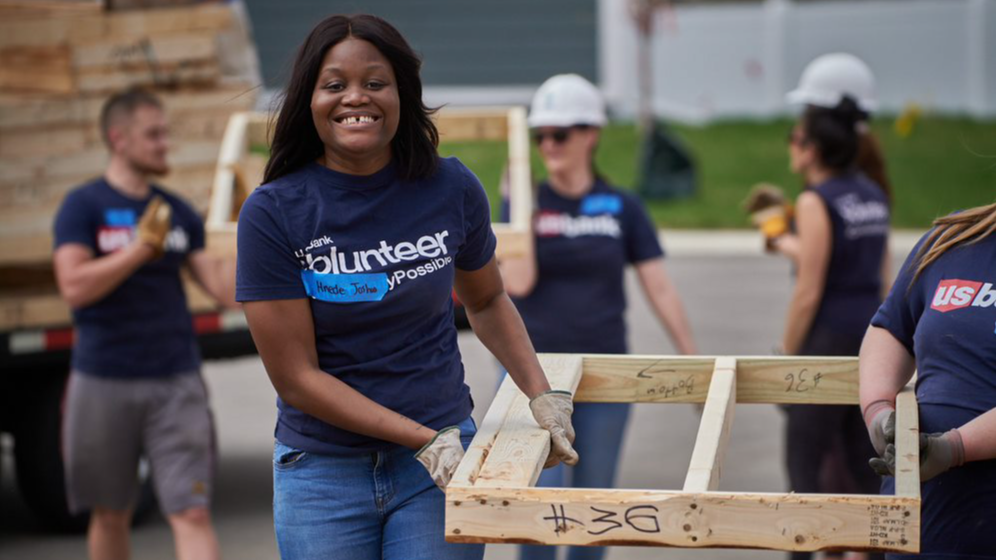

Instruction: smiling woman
[263,14,438,184]
[236,14,578,560]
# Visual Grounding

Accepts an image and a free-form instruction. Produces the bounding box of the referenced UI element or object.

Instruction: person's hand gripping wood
[136,195,172,259]
[530,390,579,468]
[415,426,464,491]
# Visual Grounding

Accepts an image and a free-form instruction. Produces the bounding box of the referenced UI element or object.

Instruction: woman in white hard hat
[787,52,891,202]
[775,55,893,560]
[500,73,697,560]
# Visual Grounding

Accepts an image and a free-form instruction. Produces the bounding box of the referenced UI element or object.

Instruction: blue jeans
[273,416,484,560]
[520,402,631,560]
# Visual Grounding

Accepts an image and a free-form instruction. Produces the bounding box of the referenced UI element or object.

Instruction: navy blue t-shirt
[52,178,205,377]
[513,180,664,354]
[871,230,995,558]
[235,158,496,455]
[808,172,890,338]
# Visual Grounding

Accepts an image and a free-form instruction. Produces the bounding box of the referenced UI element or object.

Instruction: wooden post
[893,383,920,498]
[683,357,736,491]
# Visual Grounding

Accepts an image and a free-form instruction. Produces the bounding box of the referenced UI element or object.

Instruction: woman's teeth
[340,115,376,125]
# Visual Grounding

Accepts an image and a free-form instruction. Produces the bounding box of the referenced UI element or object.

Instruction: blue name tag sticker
[301,270,389,303]
[580,194,622,216]
[105,208,137,227]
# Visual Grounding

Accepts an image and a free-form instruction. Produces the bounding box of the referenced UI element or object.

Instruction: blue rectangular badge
[105,208,137,227]
[301,270,389,303]
[580,194,622,216]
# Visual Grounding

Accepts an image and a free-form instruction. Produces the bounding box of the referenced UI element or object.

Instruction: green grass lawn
[439,116,995,230]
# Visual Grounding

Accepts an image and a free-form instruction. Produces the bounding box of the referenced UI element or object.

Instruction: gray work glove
[869,429,965,482]
[414,426,463,491]
[529,390,579,469]
[863,400,896,457]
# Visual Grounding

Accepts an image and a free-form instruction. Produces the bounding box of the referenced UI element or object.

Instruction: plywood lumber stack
[0,0,259,267]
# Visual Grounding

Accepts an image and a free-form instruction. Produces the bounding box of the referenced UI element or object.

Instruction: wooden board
[436,107,509,142]
[446,487,919,553]
[0,0,102,16]
[472,354,583,489]
[0,108,236,160]
[575,355,861,404]
[0,85,255,130]
[72,33,216,70]
[75,60,219,93]
[0,3,233,49]
[0,45,74,94]
[682,357,736,492]
[1,139,220,185]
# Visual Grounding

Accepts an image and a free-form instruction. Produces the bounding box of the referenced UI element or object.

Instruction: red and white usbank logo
[930,279,995,312]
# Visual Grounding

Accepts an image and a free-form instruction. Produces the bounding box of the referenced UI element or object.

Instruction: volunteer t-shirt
[810,172,890,337]
[513,180,664,354]
[52,178,205,377]
[871,230,995,558]
[236,157,496,455]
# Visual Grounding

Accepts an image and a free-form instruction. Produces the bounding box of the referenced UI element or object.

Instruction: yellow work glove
[529,390,579,469]
[743,183,793,249]
[414,426,464,491]
[136,195,172,259]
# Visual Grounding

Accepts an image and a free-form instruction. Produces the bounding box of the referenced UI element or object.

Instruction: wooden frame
[204,106,533,260]
[446,354,920,553]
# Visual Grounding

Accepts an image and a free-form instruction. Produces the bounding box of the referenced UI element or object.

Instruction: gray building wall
[244,0,597,89]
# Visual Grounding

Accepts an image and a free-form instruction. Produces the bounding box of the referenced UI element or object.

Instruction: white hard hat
[786,53,877,112]
[528,74,607,128]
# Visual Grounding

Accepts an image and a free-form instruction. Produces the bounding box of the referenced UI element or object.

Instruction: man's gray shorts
[62,370,216,515]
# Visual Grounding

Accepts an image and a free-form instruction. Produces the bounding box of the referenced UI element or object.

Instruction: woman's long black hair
[263,14,439,184]
[800,96,867,173]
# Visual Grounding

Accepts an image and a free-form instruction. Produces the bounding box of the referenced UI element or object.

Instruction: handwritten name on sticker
[301,270,389,303]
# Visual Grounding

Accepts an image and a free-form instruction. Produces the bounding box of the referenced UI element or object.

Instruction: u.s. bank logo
[930,279,995,313]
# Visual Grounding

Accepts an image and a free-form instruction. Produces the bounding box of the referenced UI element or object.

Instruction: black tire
[13,373,156,533]
[13,375,88,532]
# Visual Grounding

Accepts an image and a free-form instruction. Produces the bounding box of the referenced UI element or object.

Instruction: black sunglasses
[786,127,808,146]
[533,125,590,145]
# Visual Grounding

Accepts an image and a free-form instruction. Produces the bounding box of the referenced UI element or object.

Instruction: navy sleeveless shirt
[808,172,890,338]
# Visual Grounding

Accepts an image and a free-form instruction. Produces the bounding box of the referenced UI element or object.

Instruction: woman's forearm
[958,408,996,463]
[636,260,697,355]
[277,367,436,450]
[782,285,820,354]
[245,298,437,450]
[858,326,915,411]
[466,292,550,399]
